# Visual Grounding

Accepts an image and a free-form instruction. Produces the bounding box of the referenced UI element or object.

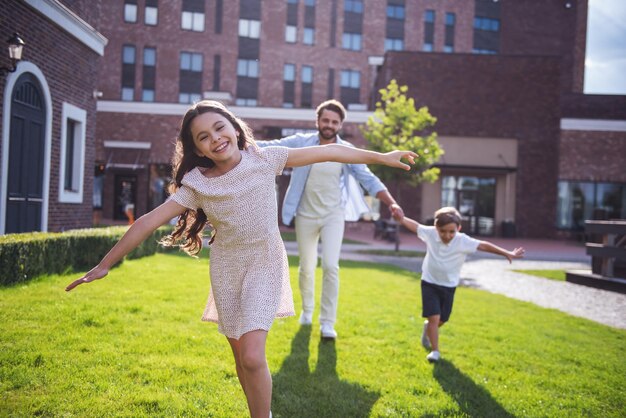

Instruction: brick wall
[377,52,562,238]
[560,131,626,182]
[0,0,101,232]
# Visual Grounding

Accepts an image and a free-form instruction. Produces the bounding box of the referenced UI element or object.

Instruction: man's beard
[319,127,337,140]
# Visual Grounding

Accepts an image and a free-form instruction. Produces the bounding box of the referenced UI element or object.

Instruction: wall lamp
[0,33,25,76]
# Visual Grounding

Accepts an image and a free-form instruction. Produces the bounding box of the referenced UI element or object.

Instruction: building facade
[0,0,106,234]
[7,0,616,239]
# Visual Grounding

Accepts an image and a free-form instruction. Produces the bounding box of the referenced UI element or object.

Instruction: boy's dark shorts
[421,280,457,322]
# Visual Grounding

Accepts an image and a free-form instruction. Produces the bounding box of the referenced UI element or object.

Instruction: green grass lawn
[1,253,624,417]
[355,249,425,258]
[513,269,566,282]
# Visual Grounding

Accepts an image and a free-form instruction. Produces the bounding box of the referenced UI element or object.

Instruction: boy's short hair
[316,99,347,122]
[434,207,462,228]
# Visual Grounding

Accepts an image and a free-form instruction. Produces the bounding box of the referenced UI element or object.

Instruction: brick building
[4,0,622,239]
[0,0,106,234]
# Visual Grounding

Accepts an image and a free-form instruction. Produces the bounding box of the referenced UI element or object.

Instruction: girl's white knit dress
[171,146,294,339]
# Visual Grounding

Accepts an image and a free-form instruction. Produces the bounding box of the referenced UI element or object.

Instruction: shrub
[0,226,173,286]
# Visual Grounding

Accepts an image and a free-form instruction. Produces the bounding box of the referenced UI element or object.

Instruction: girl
[66,100,417,418]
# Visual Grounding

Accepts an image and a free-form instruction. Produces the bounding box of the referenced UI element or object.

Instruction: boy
[394,207,525,362]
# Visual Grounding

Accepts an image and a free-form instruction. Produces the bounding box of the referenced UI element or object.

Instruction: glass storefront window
[557,181,625,230]
[441,175,496,235]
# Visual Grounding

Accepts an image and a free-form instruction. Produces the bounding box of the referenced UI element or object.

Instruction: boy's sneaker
[421,320,431,349]
[299,311,313,325]
[320,323,337,339]
[426,350,441,362]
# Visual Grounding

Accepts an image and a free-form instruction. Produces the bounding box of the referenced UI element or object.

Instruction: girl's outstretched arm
[285,144,417,171]
[65,199,187,291]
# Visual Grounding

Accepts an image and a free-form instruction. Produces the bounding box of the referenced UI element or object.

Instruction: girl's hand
[505,247,526,263]
[65,265,109,291]
[384,151,418,170]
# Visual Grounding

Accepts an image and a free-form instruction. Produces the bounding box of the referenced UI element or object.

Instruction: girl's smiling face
[190,111,241,166]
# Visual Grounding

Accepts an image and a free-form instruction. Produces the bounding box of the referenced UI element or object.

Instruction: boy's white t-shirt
[417,224,480,288]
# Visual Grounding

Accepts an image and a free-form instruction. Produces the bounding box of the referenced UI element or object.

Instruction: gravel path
[284,242,626,330]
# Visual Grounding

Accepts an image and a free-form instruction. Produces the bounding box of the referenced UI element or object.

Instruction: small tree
[361,79,443,202]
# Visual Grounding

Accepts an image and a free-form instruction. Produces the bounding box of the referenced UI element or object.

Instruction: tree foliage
[362,80,443,188]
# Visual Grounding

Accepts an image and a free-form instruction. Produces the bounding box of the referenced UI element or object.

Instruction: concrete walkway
[281,223,626,330]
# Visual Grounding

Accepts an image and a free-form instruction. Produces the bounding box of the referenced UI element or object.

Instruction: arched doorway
[5,73,46,233]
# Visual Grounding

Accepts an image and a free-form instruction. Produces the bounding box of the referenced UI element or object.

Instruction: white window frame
[145,6,158,25]
[58,102,87,203]
[239,19,261,38]
[124,3,138,23]
[285,25,297,43]
[182,11,205,32]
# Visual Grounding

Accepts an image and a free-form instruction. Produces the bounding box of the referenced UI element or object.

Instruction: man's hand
[389,203,404,221]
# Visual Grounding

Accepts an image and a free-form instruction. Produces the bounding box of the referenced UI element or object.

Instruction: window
[180,52,203,71]
[285,25,297,43]
[301,65,313,107]
[303,27,315,45]
[472,48,497,54]
[237,59,259,78]
[123,45,136,64]
[235,98,257,106]
[284,63,295,81]
[143,47,156,66]
[182,0,205,32]
[283,63,295,108]
[445,12,455,52]
[345,0,363,13]
[557,181,626,230]
[301,65,313,83]
[386,5,405,19]
[59,103,86,203]
[340,69,360,105]
[287,0,298,3]
[142,47,156,102]
[304,0,315,5]
[424,9,435,51]
[385,38,404,51]
[179,52,203,103]
[446,12,455,26]
[340,70,360,88]
[474,17,500,32]
[342,32,362,50]
[121,45,136,101]
[124,0,137,23]
[145,0,158,25]
[239,19,261,38]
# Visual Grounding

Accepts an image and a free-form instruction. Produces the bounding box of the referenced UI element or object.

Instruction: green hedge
[0,226,174,286]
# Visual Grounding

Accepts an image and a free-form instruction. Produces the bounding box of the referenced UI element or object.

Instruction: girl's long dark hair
[161,100,255,256]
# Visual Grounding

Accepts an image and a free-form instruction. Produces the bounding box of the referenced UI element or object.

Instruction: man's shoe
[299,311,313,325]
[421,320,431,350]
[320,323,337,339]
[426,350,441,362]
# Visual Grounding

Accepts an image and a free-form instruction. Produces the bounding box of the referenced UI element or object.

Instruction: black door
[6,73,45,233]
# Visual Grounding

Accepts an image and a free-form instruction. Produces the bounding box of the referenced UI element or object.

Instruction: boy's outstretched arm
[65,199,187,291]
[285,144,417,170]
[393,213,420,234]
[477,241,525,263]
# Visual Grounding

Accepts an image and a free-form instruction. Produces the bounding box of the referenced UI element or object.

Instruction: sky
[584,0,626,95]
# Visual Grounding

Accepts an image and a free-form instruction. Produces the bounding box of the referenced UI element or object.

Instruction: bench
[585,220,626,278]
[373,218,400,251]
[566,220,626,293]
